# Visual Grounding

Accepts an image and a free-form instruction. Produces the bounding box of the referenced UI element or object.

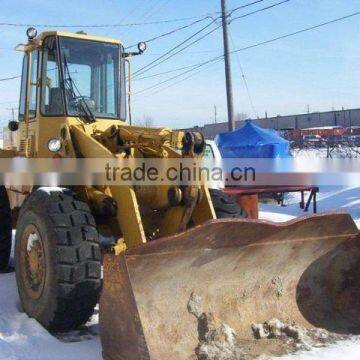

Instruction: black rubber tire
[15,188,101,332]
[209,189,247,219]
[0,186,12,271]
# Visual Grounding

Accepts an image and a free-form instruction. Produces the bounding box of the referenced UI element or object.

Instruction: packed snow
[1,187,359,358]
[260,186,360,229]
[278,336,360,360]
[0,272,101,360]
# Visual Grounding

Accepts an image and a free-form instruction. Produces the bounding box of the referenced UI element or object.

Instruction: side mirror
[8,121,19,132]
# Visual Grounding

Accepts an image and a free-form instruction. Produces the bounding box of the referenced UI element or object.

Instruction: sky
[0,0,359,129]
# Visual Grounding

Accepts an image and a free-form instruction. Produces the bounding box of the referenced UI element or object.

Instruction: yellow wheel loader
[0,28,359,359]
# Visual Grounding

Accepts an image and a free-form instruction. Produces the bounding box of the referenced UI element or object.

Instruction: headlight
[48,139,62,153]
[137,42,147,53]
[26,27,37,40]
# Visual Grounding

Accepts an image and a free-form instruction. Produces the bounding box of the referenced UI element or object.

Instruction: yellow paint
[110,186,147,248]
[114,242,127,256]
[4,30,216,251]
[192,186,217,224]
[39,31,122,46]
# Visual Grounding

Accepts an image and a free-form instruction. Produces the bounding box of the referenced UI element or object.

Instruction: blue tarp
[215,119,291,158]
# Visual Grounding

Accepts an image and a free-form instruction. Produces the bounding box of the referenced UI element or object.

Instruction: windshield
[59,37,121,119]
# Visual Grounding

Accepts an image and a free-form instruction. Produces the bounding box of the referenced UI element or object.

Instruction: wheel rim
[20,224,46,300]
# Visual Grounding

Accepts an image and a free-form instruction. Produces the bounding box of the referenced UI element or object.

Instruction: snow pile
[188,292,245,360]
[195,316,244,360]
[252,319,344,352]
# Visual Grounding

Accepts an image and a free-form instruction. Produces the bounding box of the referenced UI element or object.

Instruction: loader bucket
[100,212,360,360]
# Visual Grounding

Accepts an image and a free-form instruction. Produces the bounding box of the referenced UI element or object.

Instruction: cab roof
[38,30,122,46]
[16,30,123,53]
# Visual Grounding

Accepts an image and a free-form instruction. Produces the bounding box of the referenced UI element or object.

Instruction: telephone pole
[6,107,17,146]
[6,107,16,122]
[214,105,217,123]
[221,0,235,132]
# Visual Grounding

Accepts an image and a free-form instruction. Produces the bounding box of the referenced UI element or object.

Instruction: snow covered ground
[0,186,359,359]
[278,336,360,360]
[260,186,360,229]
[0,271,101,360]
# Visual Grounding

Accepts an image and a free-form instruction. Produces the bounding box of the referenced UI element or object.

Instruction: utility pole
[6,107,16,122]
[214,105,217,124]
[6,107,17,147]
[221,0,235,132]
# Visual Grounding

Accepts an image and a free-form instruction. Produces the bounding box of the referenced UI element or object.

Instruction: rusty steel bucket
[100,212,360,360]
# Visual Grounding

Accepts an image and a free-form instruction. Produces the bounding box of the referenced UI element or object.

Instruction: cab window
[41,36,65,116]
[29,51,39,118]
[19,55,29,121]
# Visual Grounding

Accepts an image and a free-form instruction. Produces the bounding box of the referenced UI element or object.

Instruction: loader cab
[39,35,126,119]
[15,30,127,157]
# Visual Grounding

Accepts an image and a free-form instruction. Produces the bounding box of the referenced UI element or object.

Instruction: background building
[184,108,360,139]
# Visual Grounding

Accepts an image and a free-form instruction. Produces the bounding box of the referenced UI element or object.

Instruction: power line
[132,11,360,98]
[131,0,273,49]
[230,0,290,22]
[133,59,222,80]
[116,1,148,35]
[140,0,165,21]
[0,75,21,82]
[229,0,266,14]
[0,17,220,82]
[0,47,224,55]
[134,58,224,100]
[142,0,172,22]
[133,55,223,95]
[2,9,358,92]
[0,13,218,28]
[124,0,272,49]
[132,18,221,77]
[228,30,258,118]
[0,1,266,29]
[133,0,292,78]
[125,16,214,49]
[0,0,278,57]
[0,22,222,83]
[135,5,273,101]
[120,2,147,24]
[134,25,222,77]
[230,11,360,55]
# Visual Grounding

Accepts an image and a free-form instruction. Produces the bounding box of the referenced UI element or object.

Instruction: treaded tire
[0,186,12,271]
[209,189,247,219]
[15,188,101,331]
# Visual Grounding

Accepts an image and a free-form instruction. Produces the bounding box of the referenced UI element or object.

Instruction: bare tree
[291,136,359,159]
[133,115,154,128]
[235,112,248,122]
[324,138,360,158]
